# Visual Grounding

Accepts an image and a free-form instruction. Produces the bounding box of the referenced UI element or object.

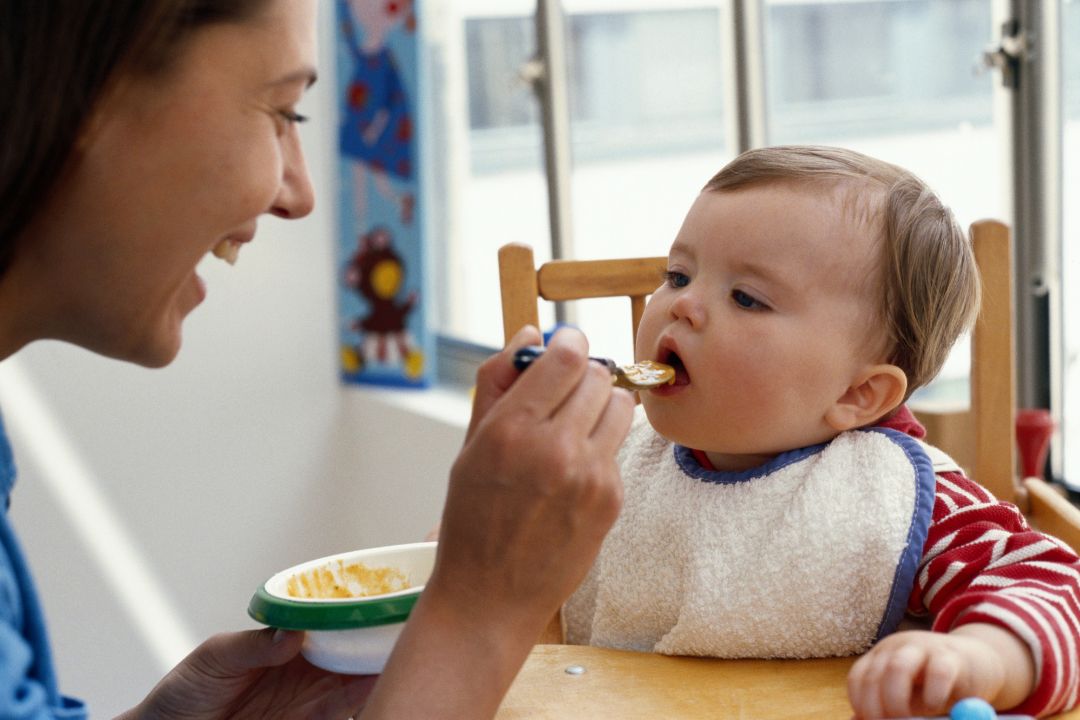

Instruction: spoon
[512,345,675,391]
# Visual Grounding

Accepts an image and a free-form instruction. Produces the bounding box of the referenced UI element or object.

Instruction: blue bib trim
[672,440,829,484]
[866,427,935,642]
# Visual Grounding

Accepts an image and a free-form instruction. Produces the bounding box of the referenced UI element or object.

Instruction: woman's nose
[270,132,315,219]
[669,290,706,328]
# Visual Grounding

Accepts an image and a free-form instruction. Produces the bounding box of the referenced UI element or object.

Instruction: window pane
[1062,0,1079,487]
[438,2,733,356]
[763,0,1001,404]
[441,6,552,350]
[567,2,732,360]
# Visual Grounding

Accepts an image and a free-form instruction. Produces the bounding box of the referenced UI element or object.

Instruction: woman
[0,1,634,717]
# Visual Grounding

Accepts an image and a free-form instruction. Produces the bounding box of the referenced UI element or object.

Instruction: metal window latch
[519,56,545,88]
[978,18,1029,89]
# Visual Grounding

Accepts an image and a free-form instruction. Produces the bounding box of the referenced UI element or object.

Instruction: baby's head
[636,145,980,471]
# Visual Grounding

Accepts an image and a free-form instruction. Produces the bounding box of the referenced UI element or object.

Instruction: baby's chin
[639,401,698,447]
[640,401,795,465]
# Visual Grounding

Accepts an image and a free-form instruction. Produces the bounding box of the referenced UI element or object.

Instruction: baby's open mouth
[660,350,690,386]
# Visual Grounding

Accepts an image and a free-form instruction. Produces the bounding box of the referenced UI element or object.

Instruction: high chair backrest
[498,243,666,348]
[913,220,1080,552]
[911,220,1016,504]
[499,221,1080,557]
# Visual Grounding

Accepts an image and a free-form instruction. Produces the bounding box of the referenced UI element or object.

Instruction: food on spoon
[512,345,675,390]
[286,559,410,599]
[616,359,675,388]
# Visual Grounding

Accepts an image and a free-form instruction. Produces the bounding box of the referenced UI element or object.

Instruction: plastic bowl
[248,541,436,674]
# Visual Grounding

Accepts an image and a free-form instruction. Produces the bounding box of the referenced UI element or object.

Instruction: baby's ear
[824,364,908,432]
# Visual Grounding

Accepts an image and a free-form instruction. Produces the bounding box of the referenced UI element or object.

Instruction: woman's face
[10,0,318,367]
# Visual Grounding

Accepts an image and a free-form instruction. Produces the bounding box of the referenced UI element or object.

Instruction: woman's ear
[824,364,908,432]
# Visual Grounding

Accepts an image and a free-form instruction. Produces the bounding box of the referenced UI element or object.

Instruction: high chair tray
[495,645,1078,719]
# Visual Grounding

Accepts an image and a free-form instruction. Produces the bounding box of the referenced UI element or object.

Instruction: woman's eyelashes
[271,108,309,134]
[278,109,309,124]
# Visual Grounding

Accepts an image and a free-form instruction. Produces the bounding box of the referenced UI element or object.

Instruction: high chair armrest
[1024,476,1080,553]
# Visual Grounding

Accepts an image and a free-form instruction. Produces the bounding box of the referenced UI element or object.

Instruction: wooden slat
[970,219,1019,506]
[911,405,973,475]
[538,257,666,301]
[629,295,647,345]
[499,243,541,344]
[1025,477,1080,553]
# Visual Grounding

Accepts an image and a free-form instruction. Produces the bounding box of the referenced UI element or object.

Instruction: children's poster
[335,0,431,388]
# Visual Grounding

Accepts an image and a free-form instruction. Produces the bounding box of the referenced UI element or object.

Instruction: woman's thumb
[192,629,305,676]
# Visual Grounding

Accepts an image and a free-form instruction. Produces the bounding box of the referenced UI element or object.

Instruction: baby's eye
[665,270,690,289]
[732,289,768,310]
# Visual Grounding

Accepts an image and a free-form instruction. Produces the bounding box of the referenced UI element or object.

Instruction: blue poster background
[334,0,432,388]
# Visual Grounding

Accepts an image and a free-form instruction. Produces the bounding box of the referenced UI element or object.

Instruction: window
[764,0,1001,405]
[433,0,1002,366]
[433,1,733,360]
[430,1,1073,491]
[1062,0,1079,488]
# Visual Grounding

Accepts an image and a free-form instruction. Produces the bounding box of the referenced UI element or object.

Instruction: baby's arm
[861,469,1080,718]
[846,623,1034,718]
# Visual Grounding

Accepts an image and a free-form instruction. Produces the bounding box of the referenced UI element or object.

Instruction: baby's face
[636,182,884,471]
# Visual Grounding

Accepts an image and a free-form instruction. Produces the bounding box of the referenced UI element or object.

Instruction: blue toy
[900,697,1035,720]
[949,697,997,720]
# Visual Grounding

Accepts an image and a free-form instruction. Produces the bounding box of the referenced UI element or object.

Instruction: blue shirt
[0,412,86,718]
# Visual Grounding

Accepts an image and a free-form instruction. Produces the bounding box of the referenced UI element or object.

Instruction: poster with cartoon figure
[336,0,431,387]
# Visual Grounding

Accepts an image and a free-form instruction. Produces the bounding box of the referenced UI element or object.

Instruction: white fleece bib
[564,409,936,659]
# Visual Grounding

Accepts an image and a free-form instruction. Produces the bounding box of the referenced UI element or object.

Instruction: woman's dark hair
[0,0,267,272]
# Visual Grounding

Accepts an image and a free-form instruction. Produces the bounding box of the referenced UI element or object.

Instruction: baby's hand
[846,625,1034,719]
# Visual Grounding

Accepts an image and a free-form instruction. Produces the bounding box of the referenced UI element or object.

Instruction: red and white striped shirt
[881,407,1080,717]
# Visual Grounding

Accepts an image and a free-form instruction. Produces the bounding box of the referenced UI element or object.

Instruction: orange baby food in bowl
[249,541,436,673]
[285,559,411,599]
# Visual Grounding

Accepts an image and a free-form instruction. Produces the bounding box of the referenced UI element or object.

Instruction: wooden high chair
[495,227,1080,719]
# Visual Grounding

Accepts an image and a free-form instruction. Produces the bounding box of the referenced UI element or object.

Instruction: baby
[562,146,1080,718]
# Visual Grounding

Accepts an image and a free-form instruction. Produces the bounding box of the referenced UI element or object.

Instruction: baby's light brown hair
[703,145,980,400]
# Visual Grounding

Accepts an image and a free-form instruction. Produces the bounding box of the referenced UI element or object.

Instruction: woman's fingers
[591,386,635,449]
[498,328,594,421]
[468,325,542,439]
[545,358,620,436]
[194,629,303,675]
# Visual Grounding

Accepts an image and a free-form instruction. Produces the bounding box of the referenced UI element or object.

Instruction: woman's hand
[119,629,376,720]
[438,325,635,627]
[846,624,1035,718]
[360,325,635,719]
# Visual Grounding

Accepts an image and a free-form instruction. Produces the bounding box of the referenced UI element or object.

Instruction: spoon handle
[512,345,617,374]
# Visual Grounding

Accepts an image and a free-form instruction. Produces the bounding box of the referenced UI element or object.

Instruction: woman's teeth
[211,239,240,265]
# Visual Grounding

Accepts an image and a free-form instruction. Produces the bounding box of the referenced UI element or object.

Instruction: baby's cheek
[640,400,700,448]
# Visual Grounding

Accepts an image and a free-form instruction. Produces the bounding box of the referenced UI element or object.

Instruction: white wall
[0,7,471,716]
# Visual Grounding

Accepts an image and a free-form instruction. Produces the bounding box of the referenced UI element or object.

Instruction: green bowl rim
[247,584,422,630]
